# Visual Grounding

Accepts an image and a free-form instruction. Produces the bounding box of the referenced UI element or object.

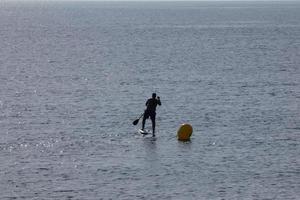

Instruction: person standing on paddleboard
[141,93,161,137]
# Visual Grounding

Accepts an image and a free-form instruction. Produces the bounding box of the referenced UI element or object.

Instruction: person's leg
[142,111,148,130]
[142,116,146,130]
[152,119,155,136]
[150,113,156,136]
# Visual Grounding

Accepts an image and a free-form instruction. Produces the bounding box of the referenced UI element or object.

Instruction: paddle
[132,113,144,125]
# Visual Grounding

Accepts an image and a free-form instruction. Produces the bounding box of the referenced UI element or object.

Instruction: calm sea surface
[0,1,299,199]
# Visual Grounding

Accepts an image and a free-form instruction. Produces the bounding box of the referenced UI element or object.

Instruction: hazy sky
[9,0,300,1]
[39,0,300,2]
[5,0,300,2]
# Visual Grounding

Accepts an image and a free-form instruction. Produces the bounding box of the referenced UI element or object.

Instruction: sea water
[0,1,299,199]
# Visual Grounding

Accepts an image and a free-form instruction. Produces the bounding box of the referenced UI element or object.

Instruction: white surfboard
[139,129,151,135]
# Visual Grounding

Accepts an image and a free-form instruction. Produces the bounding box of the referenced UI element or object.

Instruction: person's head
[152,93,156,98]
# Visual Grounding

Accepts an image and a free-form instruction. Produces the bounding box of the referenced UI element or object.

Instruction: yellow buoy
[177,124,193,140]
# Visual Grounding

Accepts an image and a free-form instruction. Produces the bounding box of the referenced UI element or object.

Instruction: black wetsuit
[142,97,161,134]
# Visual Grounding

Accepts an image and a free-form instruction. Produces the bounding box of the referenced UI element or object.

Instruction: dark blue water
[0,1,299,199]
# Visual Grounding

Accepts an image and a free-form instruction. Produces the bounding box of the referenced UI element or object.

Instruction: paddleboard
[139,129,151,135]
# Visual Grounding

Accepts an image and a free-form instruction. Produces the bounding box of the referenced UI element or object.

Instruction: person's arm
[157,96,161,106]
[145,99,149,106]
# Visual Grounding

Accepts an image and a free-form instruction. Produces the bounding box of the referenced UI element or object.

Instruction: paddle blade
[132,119,139,125]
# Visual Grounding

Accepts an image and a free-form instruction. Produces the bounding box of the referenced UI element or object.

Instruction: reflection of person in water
[141,93,161,137]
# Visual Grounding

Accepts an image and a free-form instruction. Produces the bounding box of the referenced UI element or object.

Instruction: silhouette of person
[141,93,161,137]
